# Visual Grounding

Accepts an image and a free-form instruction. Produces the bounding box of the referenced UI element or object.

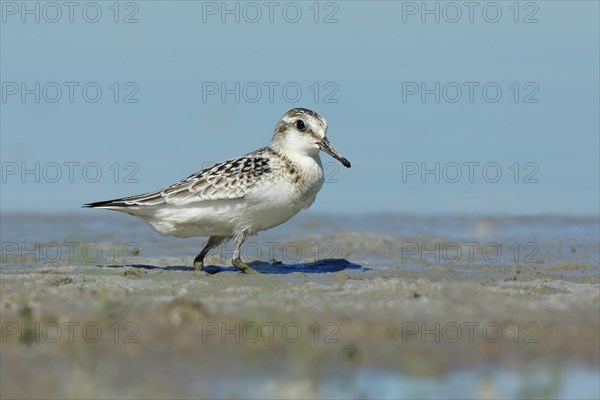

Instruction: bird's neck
[269,144,323,172]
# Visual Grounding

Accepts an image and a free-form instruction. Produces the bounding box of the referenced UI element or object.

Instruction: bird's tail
[83,198,131,209]
[83,188,165,210]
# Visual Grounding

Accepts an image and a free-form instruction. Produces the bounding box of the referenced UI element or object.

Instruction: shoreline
[1,214,598,398]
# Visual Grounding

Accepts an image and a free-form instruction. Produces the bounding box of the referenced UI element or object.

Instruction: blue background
[1,0,599,215]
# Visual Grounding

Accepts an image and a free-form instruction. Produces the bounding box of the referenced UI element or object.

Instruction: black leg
[194,236,226,271]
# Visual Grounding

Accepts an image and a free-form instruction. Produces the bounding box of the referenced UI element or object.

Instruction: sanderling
[84,108,351,273]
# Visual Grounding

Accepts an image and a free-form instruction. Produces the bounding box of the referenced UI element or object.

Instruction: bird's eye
[295,120,306,131]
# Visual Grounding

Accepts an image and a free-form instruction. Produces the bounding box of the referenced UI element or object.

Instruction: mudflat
[1,213,598,399]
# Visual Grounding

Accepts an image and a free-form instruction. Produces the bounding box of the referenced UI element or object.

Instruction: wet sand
[1,213,599,399]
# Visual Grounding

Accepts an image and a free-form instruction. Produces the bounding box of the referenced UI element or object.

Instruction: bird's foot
[232,258,260,274]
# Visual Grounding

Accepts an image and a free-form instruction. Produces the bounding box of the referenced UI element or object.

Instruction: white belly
[139,173,323,238]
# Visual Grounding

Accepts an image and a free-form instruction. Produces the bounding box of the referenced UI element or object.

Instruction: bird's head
[271,108,351,168]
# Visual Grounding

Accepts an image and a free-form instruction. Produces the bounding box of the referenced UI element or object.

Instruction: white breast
[242,153,325,231]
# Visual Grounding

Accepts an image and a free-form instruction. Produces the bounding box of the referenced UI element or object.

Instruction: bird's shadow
[102,259,365,274]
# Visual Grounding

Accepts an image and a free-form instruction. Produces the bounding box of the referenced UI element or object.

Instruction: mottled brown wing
[162,156,272,204]
[89,153,273,208]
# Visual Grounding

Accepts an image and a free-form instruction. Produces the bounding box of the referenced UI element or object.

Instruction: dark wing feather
[84,148,274,208]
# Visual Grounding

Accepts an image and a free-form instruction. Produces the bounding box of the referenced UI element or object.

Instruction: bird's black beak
[318,137,351,168]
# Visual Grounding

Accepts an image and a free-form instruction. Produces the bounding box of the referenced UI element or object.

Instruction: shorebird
[84,108,351,273]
